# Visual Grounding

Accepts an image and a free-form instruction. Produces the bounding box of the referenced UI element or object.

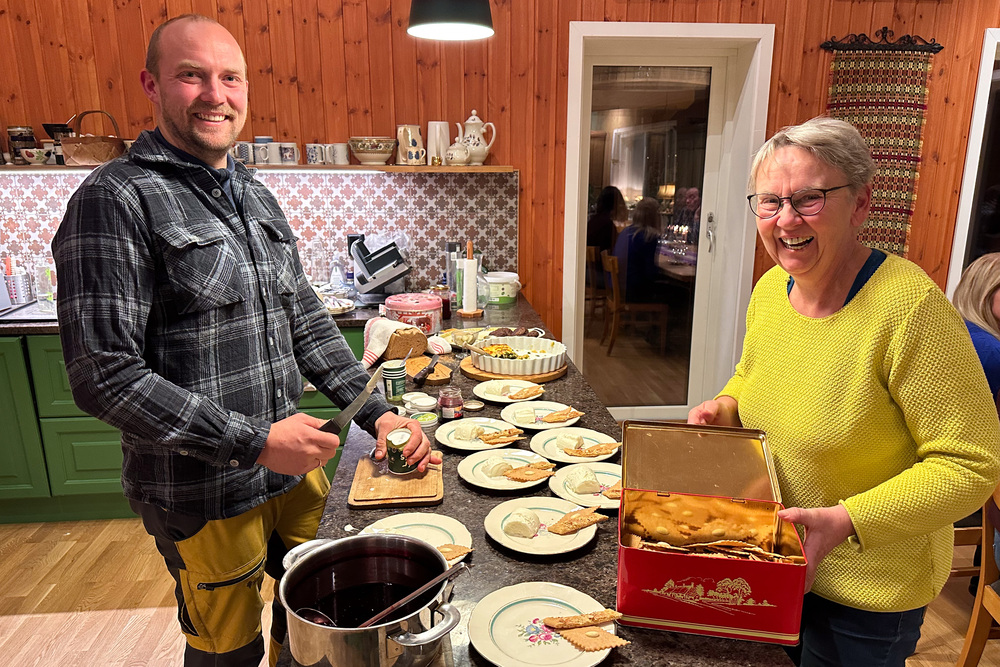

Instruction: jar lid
[411,411,439,424]
[385,293,442,312]
[402,391,431,403]
[8,126,33,133]
[463,399,485,412]
[410,396,439,411]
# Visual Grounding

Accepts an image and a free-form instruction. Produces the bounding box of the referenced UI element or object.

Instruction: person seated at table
[587,185,627,254]
[674,186,701,242]
[613,198,661,303]
[952,252,1000,586]
[688,116,1000,667]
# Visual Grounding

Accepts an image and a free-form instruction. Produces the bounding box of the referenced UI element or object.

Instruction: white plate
[435,417,521,451]
[457,449,553,491]
[468,581,616,667]
[548,463,622,511]
[472,379,544,404]
[358,513,472,561]
[500,401,581,430]
[484,497,599,556]
[529,427,620,463]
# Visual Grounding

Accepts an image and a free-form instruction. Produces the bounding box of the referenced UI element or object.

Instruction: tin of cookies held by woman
[688,117,1000,667]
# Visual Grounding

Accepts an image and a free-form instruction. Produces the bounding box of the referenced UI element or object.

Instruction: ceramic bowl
[348,136,396,165]
[19,148,52,165]
[471,336,567,376]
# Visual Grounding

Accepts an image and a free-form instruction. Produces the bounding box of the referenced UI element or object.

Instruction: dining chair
[953,510,984,579]
[956,496,1000,666]
[585,245,606,320]
[599,250,669,356]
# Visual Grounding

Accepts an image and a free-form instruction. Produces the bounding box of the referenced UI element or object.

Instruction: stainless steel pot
[279,534,462,667]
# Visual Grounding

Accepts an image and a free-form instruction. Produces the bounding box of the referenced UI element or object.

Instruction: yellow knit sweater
[720,254,1000,612]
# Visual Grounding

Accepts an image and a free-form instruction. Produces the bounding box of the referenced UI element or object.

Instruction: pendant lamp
[407,0,494,41]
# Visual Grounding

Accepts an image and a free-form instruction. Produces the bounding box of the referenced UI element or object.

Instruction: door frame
[946,28,1000,297]
[562,22,774,415]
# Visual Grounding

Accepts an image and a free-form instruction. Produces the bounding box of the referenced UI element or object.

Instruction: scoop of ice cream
[482,456,513,478]
[504,508,540,538]
[565,466,601,494]
[556,433,584,450]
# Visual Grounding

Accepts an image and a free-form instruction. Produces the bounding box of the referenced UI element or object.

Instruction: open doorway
[563,22,775,421]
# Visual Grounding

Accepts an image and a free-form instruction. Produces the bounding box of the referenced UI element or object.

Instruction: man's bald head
[146,14,244,78]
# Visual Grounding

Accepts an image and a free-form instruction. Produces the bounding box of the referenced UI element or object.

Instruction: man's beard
[161,105,241,158]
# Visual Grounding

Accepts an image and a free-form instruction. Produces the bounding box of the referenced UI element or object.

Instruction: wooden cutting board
[348,450,444,508]
[405,356,452,385]
[459,355,568,382]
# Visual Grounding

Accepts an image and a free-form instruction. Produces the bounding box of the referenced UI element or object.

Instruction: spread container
[616,420,806,645]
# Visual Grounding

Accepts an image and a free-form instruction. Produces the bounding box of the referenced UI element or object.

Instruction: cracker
[542,407,585,423]
[602,481,622,499]
[557,626,630,652]
[436,544,473,561]
[564,442,622,457]
[542,608,623,630]
[503,466,555,482]
[547,507,609,535]
[509,385,544,400]
[530,461,556,470]
[479,428,525,446]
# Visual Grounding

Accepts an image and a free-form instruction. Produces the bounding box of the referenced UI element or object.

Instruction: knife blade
[412,354,439,388]
[320,366,383,434]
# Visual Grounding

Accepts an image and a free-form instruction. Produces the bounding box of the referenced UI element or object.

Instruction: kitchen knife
[319,366,383,434]
[412,354,439,388]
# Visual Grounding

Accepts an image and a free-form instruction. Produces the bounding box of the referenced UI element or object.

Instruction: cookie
[542,407,585,423]
[564,442,622,457]
[557,626,630,651]
[503,466,555,482]
[479,428,525,446]
[602,481,623,499]
[436,544,473,561]
[509,385,544,400]
[547,507,609,535]
[542,608,623,630]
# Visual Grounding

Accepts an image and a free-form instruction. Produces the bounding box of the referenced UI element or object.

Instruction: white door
[563,23,774,422]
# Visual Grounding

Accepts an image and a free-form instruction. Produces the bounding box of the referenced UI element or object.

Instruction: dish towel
[362,317,418,368]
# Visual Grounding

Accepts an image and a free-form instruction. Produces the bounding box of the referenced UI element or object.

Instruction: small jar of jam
[429,284,451,319]
[438,387,463,420]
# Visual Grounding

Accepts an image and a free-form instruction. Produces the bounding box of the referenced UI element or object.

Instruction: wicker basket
[62,110,127,166]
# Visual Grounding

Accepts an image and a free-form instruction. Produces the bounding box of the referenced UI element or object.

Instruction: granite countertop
[278,298,792,666]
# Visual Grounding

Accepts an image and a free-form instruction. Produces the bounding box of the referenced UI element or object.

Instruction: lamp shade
[407,0,494,41]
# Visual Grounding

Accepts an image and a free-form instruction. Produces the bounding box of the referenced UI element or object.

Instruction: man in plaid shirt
[52,14,438,667]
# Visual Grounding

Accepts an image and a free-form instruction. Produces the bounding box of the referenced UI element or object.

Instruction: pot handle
[391,602,461,647]
[282,538,333,571]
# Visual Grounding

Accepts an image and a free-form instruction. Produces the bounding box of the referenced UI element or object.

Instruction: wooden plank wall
[1,0,999,336]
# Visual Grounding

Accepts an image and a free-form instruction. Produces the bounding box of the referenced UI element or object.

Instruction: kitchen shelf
[0,163,515,173]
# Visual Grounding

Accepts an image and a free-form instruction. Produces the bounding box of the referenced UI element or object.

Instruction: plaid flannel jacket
[52,131,391,519]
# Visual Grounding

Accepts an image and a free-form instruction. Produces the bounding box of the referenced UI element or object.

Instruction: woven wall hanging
[821,27,943,257]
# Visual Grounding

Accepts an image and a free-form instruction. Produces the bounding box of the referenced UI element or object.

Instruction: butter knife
[320,366,383,434]
[412,353,439,388]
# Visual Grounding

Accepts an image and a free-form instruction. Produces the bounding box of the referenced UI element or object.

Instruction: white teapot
[456,109,496,166]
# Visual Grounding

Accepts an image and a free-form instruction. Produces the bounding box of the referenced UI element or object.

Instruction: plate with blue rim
[358,512,472,562]
[500,400,581,430]
[529,427,619,463]
[456,448,552,491]
[468,581,617,667]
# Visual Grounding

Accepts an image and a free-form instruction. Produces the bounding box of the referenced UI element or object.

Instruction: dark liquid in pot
[313,581,432,627]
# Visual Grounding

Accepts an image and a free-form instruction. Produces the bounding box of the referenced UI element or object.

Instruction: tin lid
[385,293,442,312]
[621,420,781,503]
[7,126,34,133]
[463,399,485,412]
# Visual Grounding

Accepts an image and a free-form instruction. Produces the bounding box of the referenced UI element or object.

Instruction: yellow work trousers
[131,467,331,667]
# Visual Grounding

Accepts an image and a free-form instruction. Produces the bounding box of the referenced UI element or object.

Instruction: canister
[411,411,439,438]
[382,360,407,404]
[484,272,521,305]
[384,293,443,334]
[7,126,36,165]
[386,427,418,474]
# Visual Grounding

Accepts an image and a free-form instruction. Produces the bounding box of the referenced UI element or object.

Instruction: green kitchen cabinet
[39,418,124,495]
[0,337,49,499]
[26,335,88,418]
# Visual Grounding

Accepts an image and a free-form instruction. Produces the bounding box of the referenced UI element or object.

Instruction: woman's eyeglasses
[747,184,851,219]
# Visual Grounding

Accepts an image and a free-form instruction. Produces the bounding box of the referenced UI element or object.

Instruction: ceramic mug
[252,143,271,164]
[305,144,325,164]
[232,141,253,164]
[279,143,300,165]
[327,143,349,165]
[396,125,426,165]
[254,135,273,144]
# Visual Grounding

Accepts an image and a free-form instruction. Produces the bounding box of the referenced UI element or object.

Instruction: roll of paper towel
[460,258,478,311]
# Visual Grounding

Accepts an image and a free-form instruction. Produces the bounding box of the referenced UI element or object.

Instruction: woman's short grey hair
[749,116,876,194]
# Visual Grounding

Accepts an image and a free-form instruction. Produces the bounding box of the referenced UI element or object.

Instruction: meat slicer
[348,233,411,305]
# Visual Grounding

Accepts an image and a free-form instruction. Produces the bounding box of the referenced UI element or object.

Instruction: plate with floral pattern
[468,581,616,667]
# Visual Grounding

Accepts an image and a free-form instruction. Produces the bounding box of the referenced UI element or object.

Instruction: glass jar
[7,126,36,165]
[438,387,463,420]
[429,284,451,319]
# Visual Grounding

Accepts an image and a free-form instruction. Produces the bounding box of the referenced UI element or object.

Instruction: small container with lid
[428,284,451,319]
[411,411,439,438]
[7,126,36,166]
[406,395,439,416]
[438,387,463,420]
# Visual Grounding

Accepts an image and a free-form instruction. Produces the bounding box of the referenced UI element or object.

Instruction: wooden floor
[0,519,997,666]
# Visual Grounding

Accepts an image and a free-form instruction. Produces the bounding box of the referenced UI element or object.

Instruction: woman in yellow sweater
[689,117,1000,666]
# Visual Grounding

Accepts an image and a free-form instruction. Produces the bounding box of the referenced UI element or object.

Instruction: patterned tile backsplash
[0,168,518,289]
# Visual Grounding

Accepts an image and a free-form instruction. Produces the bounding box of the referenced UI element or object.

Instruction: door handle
[706,212,716,253]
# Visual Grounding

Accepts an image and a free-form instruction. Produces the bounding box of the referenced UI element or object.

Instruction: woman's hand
[687,396,740,427]
[777,504,857,593]
[373,411,442,472]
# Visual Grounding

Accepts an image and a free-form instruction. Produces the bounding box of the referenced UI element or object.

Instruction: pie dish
[470,336,566,376]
